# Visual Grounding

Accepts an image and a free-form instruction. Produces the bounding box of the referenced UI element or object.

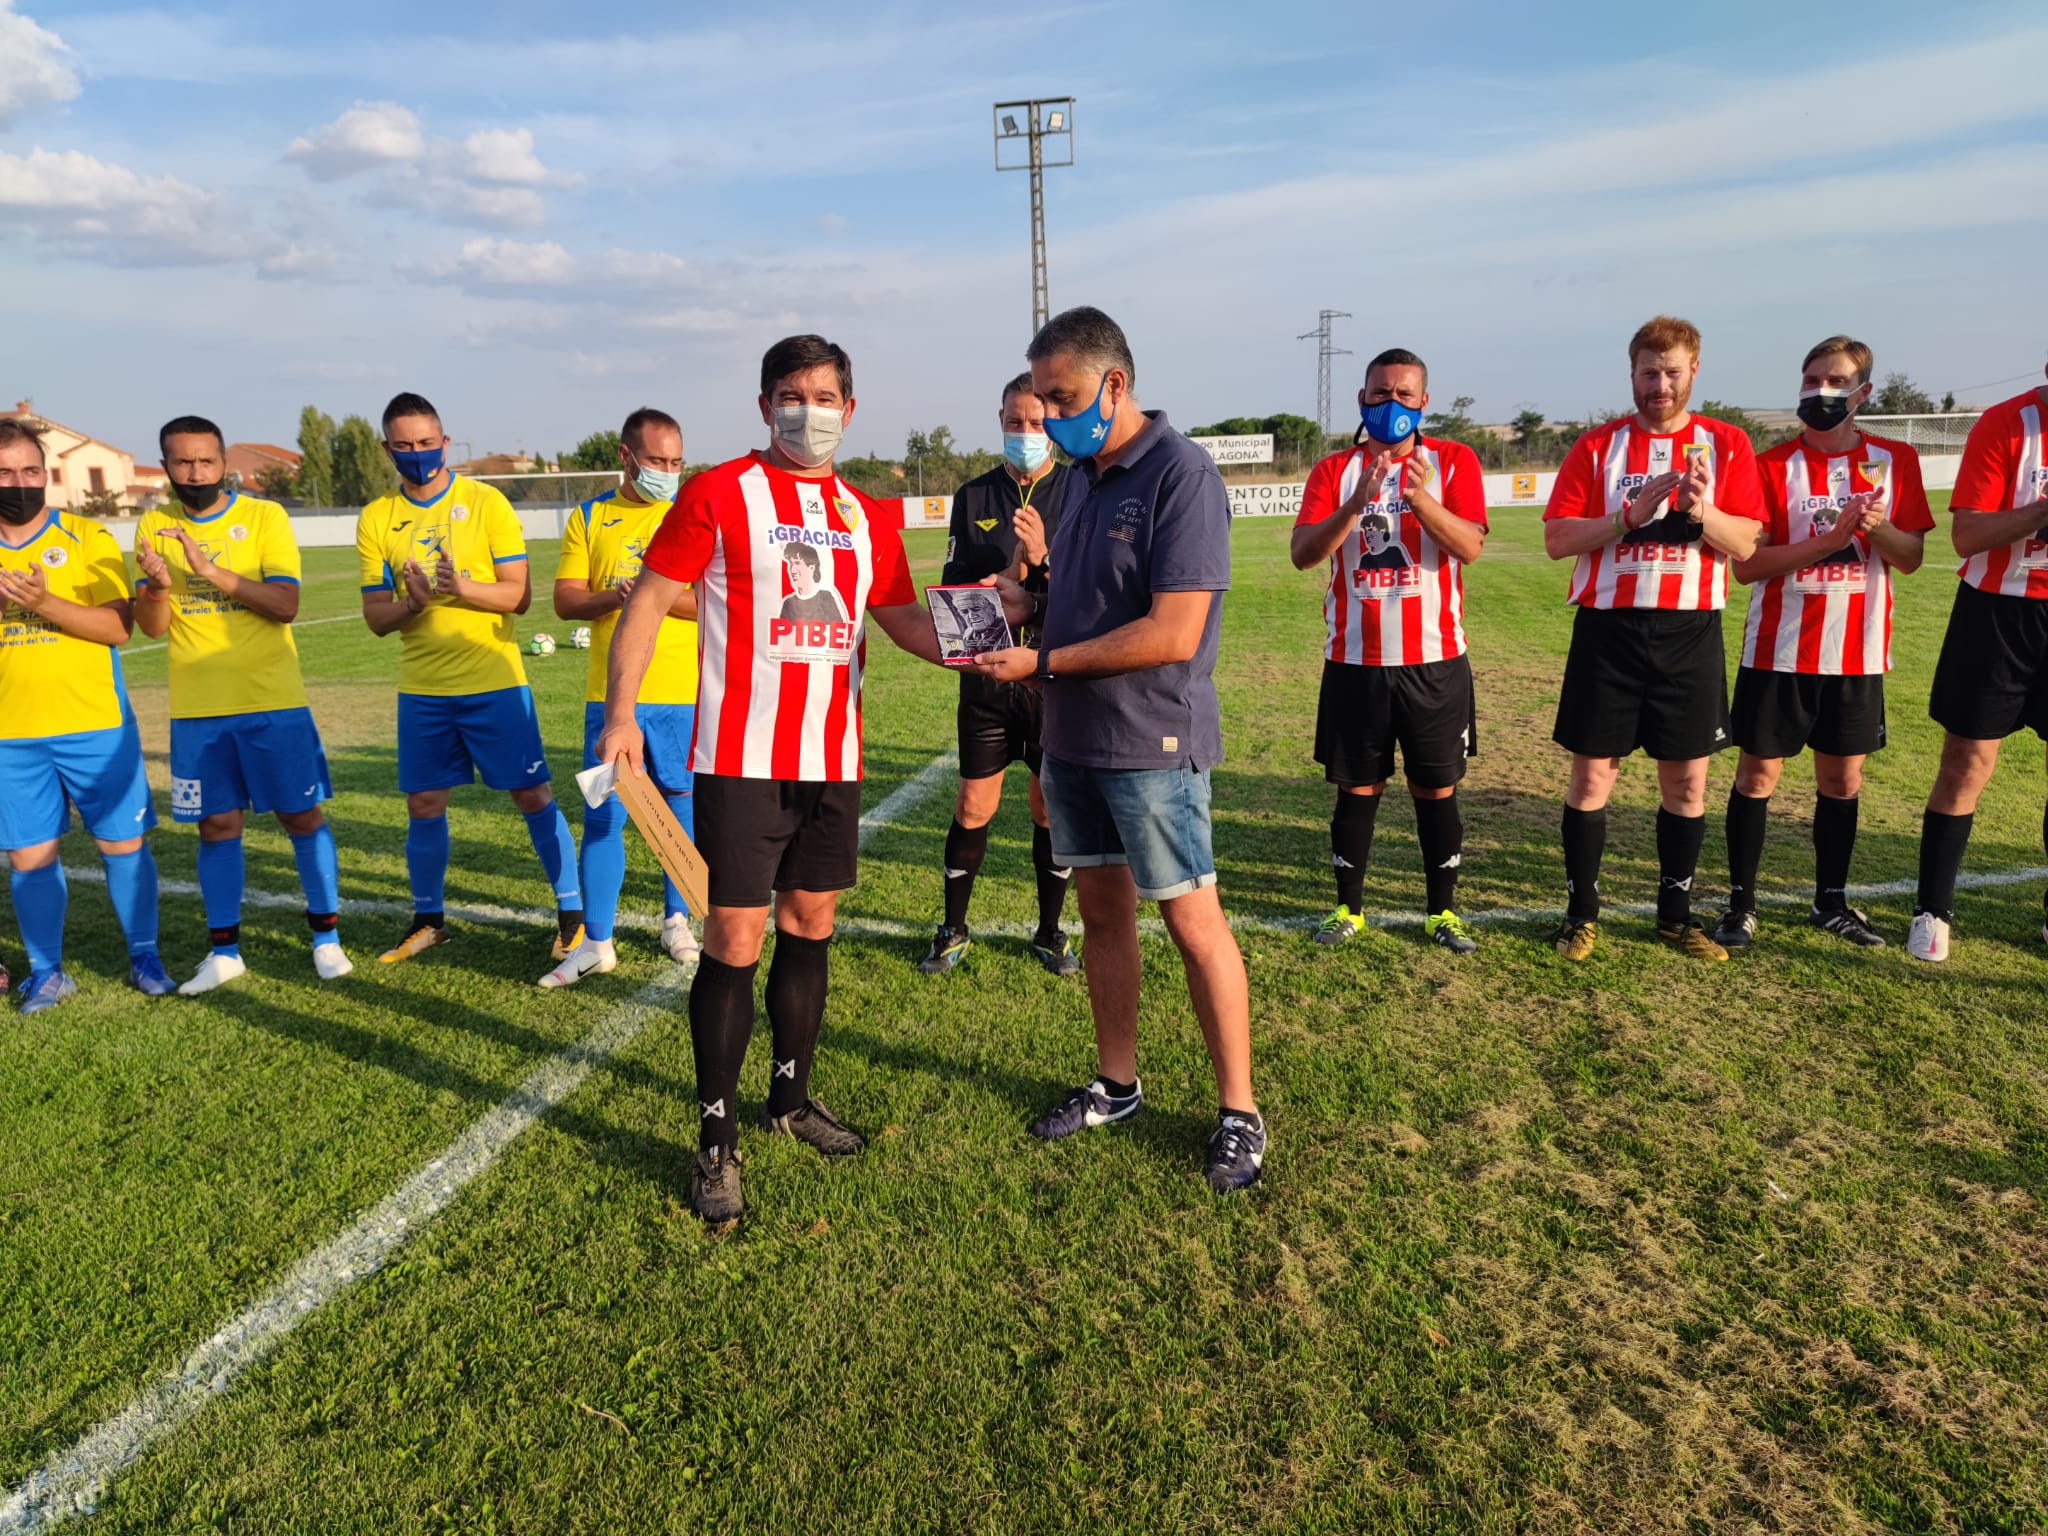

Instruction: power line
[1297,310,1352,438]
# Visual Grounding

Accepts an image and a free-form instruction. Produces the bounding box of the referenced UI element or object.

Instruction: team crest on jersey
[833,496,861,532]
[1859,461,1887,487]
[1407,459,1434,488]
[229,524,248,541]
[976,518,998,532]
[452,507,470,523]
[1682,443,1710,468]
[40,546,67,569]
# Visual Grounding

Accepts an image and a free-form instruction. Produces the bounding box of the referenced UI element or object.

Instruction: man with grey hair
[973,305,1265,1192]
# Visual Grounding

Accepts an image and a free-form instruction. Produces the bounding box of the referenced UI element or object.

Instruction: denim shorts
[1039,753,1217,902]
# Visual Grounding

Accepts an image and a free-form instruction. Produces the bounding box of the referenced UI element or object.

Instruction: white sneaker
[662,913,701,963]
[313,943,354,980]
[178,951,248,996]
[1907,912,1950,963]
[538,937,616,989]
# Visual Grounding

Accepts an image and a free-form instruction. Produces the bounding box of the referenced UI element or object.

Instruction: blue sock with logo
[196,836,244,956]
[578,795,626,944]
[11,862,67,975]
[100,845,159,959]
[661,791,694,920]
[407,815,449,914]
[289,825,342,948]
[524,803,582,909]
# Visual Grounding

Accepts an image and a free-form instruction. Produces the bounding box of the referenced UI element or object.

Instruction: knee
[199,811,245,840]
[406,791,448,820]
[8,841,59,872]
[94,836,145,857]
[1074,872,1135,928]
[1815,758,1862,799]
[509,785,554,815]
[276,807,324,837]
[1734,757,1780,798]
[955,777,1000,829]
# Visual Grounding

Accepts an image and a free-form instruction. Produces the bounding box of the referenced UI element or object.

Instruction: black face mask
[1796,389,1859,433]
[0,484,45,526]
[171,478,225,512]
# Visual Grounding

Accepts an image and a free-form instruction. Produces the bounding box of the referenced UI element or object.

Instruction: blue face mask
[390,445,446,487]
[1359,398,1421,447]
[1003,432,1052,474]
[628,453,682,503]
[1041,376,1115,460]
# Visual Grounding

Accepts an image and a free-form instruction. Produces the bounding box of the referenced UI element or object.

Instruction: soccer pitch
[6,499,2047,1532]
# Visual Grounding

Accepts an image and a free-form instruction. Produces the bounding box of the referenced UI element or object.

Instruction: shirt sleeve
[356,505,391,593]
[79,523,129,608]
[258,504,303,584]
[1951,404,2016,512]
[1714,431,1768,523]
[557,502,592,582]
[866,496,916,608]
[1150,459,1232,593]
[641,474,719,585]
[1543,434,1599,521]
[482,487,526,564]
[1757,451,1791,546]
[1436,443,1489,528]
[1890,448,1935,533]
[1294,454,1343,529]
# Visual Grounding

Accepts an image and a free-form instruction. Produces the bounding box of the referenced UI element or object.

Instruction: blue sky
[3,0,2045,467]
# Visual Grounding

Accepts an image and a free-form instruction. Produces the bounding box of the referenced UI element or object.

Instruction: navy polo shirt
[1040,410,1231,771]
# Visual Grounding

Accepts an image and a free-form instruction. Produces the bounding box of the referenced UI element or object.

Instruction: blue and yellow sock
[290,824,342,948]
[196,836,244,957]
[578,795,626,945]
[100,845,159,959]
[11,863,67,975]
[523,803,582,910]
[406,815,449,914]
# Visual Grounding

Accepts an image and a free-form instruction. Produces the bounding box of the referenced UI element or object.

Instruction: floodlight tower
[994,98,1075,336]
[1298,310,1353,438]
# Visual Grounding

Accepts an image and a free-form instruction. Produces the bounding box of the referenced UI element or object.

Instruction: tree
[255,463,298,501]
[564,431,621,471]
[1694,400,1779,453]
[1511,409,1547,447]
[1941,390,1957,413]
[293,405,337,507]
[1870,371,1936,416]
[77,487,123,520]
[332,414,397,507]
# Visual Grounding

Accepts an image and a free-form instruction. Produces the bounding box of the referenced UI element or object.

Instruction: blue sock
[100,845,159,959]
[578,796,626,944]
[290,824,342,948]
[406,815,449,913]
[524,803,582,909]
[11,863,67,975]
[661,791,694,919]
[196,836,244,956]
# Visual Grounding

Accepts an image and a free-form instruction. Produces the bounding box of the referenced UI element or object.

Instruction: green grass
[5,500,2048,1533]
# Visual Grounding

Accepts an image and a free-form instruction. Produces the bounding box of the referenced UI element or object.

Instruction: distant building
[452,451,543,478]
[226,441,303,492]
[1,399,147,510]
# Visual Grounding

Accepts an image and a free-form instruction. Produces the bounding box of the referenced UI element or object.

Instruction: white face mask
[773,404,844,470]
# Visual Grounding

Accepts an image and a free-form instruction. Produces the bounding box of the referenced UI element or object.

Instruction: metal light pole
[994,98,1075,336]
[1298,310,1353,439]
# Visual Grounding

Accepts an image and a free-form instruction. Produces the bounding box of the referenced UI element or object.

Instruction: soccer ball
[570,626,592,650]
[528,633,557,657]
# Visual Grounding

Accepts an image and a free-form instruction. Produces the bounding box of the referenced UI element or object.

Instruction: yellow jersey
[356,476,529,697]
[557,490,699,706]
[0,510,132,741]
[135,492,309,719]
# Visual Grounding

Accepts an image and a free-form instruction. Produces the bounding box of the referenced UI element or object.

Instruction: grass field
[5,499,2048,1534]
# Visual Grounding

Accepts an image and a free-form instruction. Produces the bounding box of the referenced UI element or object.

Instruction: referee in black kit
[916,371,1081,978]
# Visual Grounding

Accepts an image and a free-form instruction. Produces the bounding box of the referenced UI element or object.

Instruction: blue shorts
[583,701,695,798]
[1040,754,1218,903]
[0,711,157,850]
[170,707,332,823]
[397,686,551,794]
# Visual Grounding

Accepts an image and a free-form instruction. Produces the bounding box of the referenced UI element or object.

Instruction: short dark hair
[784,542,821,576]
[159,414,225,458]
[1364,348,1428,391]
[381,391,441,436]
[760,335,852,401]
[621,407,681,452]
[1000,371,1039,409]
[1026,306,1136,392]
[0,417,48,465]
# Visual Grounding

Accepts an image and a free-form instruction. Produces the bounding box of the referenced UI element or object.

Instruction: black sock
[688,954,757,1153]
[1331,794,1380,910]
[765,931,832,1116]
[1413,792,1464,915]
[1031,822,1071,944]
[557,906,585,946]
[207,923,241,950]
[414,911,445,930]
[1725,788,1770,914]
[1916,809,1974,918]
[1097,1075,1137,1099]
[941,819,990,932]
[1813,794,1859,911]
[1561,805,1607,922]
[1656,808,1706,927]
[307,911,339,935]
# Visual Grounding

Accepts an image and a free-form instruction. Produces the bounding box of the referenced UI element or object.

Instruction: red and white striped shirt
[641,453,914,781]
[1295,437,1488,666]
[1739,434,1933,676]
[1544,415,1766,611]
[1953,390,2048,599]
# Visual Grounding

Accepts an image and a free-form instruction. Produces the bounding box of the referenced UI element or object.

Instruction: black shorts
[1552,606,1732,761]
[1928,581,2048,742]
[693,773,862,909]
[1314,655,1475,789]
[958,672,1043,780]
[1731,667,1887,758]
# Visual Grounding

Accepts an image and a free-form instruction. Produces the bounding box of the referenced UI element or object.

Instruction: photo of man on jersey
[779,543,849,624]
[1355,513,1417,573]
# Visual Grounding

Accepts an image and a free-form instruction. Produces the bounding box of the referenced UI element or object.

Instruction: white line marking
[123,612,360,658]
[3,752,957,1534]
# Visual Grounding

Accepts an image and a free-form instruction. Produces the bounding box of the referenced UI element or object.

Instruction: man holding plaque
[1716,338,1930,951]
[1542,316,1766,962]
[917,370,1078,979]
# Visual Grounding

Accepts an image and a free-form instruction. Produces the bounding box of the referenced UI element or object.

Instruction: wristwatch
[1034,647,1055,684]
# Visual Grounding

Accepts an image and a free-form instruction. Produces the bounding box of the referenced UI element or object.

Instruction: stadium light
[993,97,1075,336]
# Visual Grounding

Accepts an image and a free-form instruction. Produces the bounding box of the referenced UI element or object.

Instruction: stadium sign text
[1191,434,1275,465]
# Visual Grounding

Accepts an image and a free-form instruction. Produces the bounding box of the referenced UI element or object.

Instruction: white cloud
[603,248,688,285]
[284,101,424,180]
[258,241,338,280]
[0,146,239,262]
[404,236,575,288]
[0,2,79,125]
[635,306,744,334]
[816,213,847,237]
[458,127,549,186]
